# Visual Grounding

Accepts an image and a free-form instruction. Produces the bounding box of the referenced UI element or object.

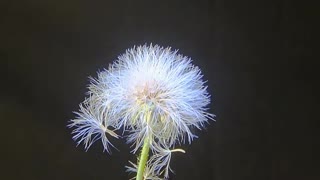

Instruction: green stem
[136,137,150,180]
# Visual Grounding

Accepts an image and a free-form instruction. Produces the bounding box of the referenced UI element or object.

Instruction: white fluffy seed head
[69,44,214,178]
[94,45,212,149]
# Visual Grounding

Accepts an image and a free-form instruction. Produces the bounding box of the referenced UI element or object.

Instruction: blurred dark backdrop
[1,0,317,180]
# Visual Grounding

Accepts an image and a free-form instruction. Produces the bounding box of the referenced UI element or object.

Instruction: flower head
[69,44,213,179]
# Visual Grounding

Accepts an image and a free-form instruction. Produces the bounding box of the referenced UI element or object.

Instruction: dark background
[1,0,318,179]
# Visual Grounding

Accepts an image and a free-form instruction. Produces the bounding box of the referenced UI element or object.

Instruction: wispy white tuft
[148,143,186,178]
[68,44,214,179]
[68,96,119,153]
[126,161,162,180]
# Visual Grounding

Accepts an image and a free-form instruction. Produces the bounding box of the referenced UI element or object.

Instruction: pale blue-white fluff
[69,44,213,178]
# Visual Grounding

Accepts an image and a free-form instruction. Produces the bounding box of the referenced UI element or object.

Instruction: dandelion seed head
[68,44,214,179]
[104,45,213,147]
